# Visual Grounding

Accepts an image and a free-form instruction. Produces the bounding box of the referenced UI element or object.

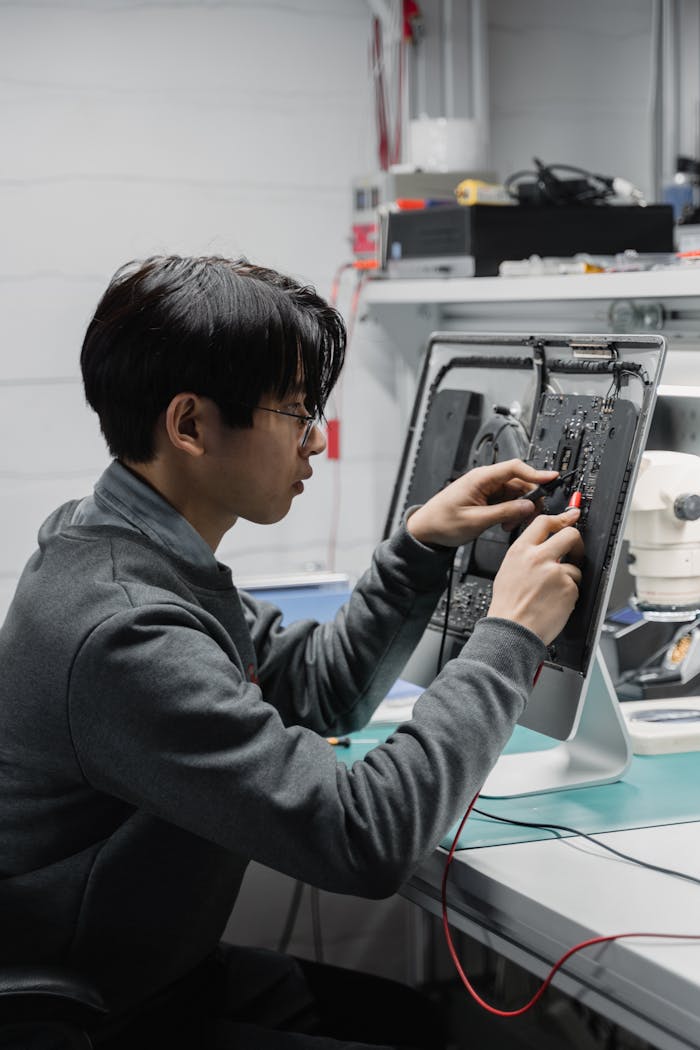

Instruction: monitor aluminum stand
[479,647,632,798]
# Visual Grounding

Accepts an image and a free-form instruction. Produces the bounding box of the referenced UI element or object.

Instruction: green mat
[341,724,700,851]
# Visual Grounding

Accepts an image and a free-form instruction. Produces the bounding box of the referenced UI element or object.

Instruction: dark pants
[91,944,448,1050]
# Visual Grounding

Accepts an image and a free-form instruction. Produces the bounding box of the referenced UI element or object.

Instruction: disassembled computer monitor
[384,332,666,795]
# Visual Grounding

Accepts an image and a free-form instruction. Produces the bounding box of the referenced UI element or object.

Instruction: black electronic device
[380,204,674,277]
[385,332,667,795]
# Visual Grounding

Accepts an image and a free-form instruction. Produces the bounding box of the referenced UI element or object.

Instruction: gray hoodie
[0,464,544,1013]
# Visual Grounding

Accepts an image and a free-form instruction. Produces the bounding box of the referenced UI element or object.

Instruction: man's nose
[303,420,326,456]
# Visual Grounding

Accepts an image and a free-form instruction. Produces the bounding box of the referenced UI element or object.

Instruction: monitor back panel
[385,333,666,739]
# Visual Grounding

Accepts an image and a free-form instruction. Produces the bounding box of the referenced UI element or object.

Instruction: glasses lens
[300,417,316,448]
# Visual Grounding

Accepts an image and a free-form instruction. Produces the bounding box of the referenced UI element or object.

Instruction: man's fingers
[474,458,558,489]
[516,507,582,553]
[559,561,583,587]
[499,479,540,500]
[547,520,585,564]
[467,499,538,533]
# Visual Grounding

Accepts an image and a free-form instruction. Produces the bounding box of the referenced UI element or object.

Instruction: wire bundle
[505,157,646,207]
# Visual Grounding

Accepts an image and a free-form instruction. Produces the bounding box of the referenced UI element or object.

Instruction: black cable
[603,362,648,402]
[277,879,306,953]
[505,159,616,207]
[310,885,324,962]
[473,807,700,888]
[436,549,458,675]
[529,347,545,435]
[473,416,526,466]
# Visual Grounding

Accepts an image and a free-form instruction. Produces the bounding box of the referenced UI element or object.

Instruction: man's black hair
[80,254,347,461]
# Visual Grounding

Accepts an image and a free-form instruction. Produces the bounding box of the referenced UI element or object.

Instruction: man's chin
[244,505,292,526]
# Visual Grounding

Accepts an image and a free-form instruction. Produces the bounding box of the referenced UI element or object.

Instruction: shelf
[362,268,700,305]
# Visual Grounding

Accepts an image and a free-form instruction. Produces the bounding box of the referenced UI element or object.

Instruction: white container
[408,117,484,172]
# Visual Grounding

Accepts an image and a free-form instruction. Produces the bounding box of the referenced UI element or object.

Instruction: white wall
[0,0,380,618]
[487,0,656,200]
[0,0,682,612]
[0,0,431,986]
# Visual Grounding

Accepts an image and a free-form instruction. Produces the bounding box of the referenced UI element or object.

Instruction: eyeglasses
[252,405,318,448]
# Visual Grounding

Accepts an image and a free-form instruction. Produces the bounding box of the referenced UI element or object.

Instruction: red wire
[391,35,404,167]
[442,792,700,1018]
[372,18,389,170]
[328,261,355,309]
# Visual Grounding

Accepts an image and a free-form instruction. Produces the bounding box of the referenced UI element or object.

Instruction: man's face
[201,393,326,526]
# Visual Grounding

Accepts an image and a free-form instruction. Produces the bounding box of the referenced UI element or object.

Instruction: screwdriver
[326,736,381,748]
[523,469,576,503]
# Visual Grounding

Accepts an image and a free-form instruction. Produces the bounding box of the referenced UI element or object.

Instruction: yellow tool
[454,178,513,206]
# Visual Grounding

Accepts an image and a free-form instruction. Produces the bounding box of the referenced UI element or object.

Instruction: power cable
[441,792,700,1018]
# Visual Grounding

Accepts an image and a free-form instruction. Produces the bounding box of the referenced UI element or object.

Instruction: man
[0,255,583,1048]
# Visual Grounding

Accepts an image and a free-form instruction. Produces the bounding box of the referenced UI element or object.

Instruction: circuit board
[530,392,621,524]
[428,391,639,673]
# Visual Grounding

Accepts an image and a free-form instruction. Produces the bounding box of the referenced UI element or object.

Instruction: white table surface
[403,820,700,1049]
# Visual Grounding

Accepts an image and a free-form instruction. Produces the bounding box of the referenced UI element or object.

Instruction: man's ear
[164,393,206,458]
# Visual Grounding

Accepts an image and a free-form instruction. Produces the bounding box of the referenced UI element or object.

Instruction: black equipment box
[381,203,675,277]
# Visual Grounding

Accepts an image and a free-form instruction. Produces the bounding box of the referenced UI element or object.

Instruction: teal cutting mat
[449,725,700,850]
[341,724,700,850]
[265,588,699,848]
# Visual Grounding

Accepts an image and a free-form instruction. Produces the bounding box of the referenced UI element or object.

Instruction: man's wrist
[405,506,447,550]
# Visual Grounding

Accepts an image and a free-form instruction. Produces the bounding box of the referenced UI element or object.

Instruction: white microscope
[619,449,700,751]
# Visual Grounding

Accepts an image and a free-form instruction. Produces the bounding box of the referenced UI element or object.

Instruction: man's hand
[406,459,560,548]
[488,508,584,645]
